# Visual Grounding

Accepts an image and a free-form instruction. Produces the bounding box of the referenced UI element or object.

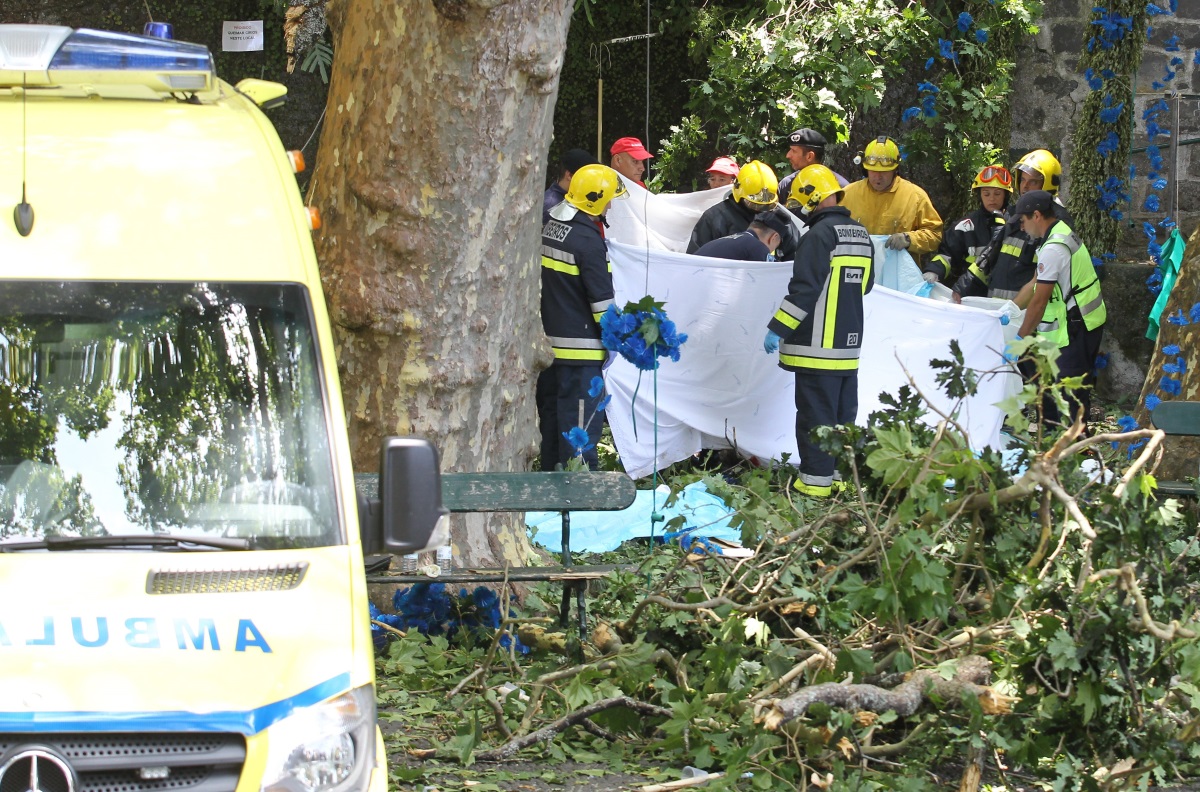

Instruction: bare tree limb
[475,695,671,761]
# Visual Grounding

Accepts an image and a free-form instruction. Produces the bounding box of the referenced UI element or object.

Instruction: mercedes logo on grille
[0,749,75,792]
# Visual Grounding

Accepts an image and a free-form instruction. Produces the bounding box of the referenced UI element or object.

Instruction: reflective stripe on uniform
[967,262,989,283]
[549,336,604,350]
[552,347,607,361]
[541,255,579,276]
[542,245,575,263]
[590,298,614,315]
[990,287,1019,300]
[773,301,808,330]
[778,353,860,371]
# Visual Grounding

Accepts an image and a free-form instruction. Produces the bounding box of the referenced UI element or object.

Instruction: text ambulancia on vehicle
[0,23,447,792]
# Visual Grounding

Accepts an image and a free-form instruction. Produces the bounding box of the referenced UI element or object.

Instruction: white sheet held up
[603,240,1020,480]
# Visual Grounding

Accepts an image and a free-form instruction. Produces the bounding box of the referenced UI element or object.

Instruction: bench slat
[353,471,636,513]
[441,472,634,512]
[367,563,631,584]
[1150,401,1200,436]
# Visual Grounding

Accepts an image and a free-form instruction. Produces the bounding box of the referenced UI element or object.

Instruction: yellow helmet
[731,160,779,210]
[1015,149,1062,195]
[971,165,1014,193]
[564,164,628,215]
[786,164,844,217]
[861,136,900,171]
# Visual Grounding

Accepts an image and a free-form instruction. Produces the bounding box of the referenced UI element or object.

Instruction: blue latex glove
[1002,334,1023,364]
[763,330,781,354]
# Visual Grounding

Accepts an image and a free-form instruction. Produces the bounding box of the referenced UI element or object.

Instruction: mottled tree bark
[311,0,572,567]
[1134,223,1200,480]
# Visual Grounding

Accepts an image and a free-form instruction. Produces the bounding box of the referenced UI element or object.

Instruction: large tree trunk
[311,0,573,568]
[1134,222,1200,481]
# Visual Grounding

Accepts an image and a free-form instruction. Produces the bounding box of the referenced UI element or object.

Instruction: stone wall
[1012,0,1199,246]
[1012,0,1198,404]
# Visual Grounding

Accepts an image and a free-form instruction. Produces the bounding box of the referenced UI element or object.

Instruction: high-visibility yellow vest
[1035,221,1106,348]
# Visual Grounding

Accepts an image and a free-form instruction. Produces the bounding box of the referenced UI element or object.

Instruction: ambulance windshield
[0,282,340,549]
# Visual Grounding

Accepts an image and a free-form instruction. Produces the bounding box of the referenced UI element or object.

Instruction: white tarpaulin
[599,183,1021,480]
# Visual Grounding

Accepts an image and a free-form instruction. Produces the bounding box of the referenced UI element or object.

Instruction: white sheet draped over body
[599,181,1021,480]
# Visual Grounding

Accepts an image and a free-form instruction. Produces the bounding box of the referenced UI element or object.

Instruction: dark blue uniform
[767,206,874,496]
[537,211,614,470]
[693,230,771,261]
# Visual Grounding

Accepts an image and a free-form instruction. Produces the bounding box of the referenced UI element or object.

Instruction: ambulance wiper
[0,534,252,552]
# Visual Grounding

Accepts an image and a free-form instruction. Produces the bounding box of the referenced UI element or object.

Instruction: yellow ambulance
[0,24,444,792]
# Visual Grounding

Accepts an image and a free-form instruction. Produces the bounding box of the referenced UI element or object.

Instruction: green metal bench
[356,471,636,638]
[1149,401,1200,498]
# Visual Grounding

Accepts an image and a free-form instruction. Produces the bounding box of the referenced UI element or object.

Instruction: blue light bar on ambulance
[0,25,214,92]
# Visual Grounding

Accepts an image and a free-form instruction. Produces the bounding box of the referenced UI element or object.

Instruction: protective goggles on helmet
[741,188,778,208]
[862,153,899,168]
[978,166,1012,186]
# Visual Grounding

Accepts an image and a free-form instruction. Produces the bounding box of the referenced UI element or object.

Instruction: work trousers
[1046,321,1105,429]
[536,362,603,471]
[794,372,858,487]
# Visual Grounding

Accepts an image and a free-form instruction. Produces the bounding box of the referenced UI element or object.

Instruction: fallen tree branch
[758,655,1015,731]
[475,695,671,761]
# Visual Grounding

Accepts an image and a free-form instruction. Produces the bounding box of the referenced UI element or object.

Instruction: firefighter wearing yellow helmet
[839,136,943,260]
[925,165,1012,284]
[688,160,799,260]
[950,148,1075,304]
[538,164,628,470]
[764,163,874,498]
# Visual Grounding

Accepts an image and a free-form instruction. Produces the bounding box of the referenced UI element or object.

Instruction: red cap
[705,156,739,176]
[610,137,653,160]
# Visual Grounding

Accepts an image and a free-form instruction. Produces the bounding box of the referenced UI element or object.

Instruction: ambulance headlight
[261,685,376,792]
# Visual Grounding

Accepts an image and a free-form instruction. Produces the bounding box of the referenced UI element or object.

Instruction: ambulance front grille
[0,734,245,792]
[146,563,308,594]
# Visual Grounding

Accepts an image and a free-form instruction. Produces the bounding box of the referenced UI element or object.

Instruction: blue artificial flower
[1161,376,1183,396]
[1160,217,1177,230]
[925,57,935,70]
[902,107,921,123]
[1096,130,1120,157]
[587,375,605,399]
[975,29,989,43]
[1166,309,1189,326]
[1195,51,1200,66]
[1171,56,1183,67]
[1163,361,1182,375]
[1117,415,1139,432]
[1190,302,1200,324]
[1146,394,1162,410]
[957,11,973,31]
[1098,96,1125,123]
[1143,98,1170,121]
[1152,177,1168,190]
[1146,3,1167,15]
[1164,35,1180,52]
[1143,221,1158,241]
[1144,194,1161,212]
[1148,241,1163,266]
[938,38,959,62]
[921,94,939,118]
[1147,271,1163,287]
[1084,68,1102,91]
[1142,121,1171,141]
[1109,209,1125,221]
[1153,80,1166,91]
[1127,438,1148,459]
[1164,344,1181,355]
[563,425,595,454]
[1147,145,1164,171]
[1094,353,1109,370]
[1092,256,1105,269]
[917,81,940,94]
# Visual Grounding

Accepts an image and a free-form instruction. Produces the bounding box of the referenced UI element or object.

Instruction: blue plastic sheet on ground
[526,480,741,554]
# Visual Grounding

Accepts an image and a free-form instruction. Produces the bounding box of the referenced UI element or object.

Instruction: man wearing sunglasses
[924,165,1012,284]
[840,136,943,262]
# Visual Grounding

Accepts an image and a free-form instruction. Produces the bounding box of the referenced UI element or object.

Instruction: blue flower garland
[369,584,530,654]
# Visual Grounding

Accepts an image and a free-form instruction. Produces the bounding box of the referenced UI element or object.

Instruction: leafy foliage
[374,341,1200,788]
